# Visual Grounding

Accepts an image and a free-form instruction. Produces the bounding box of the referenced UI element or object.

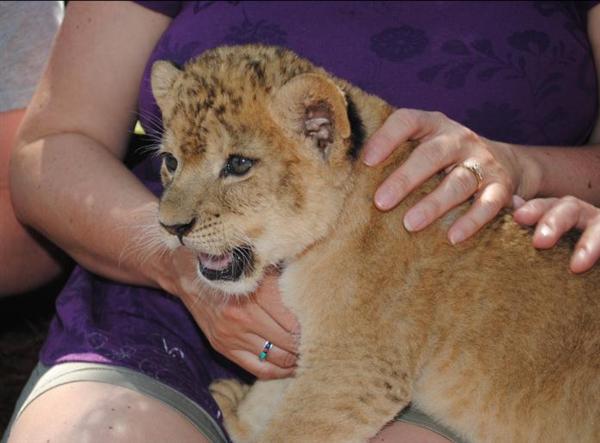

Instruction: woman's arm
[1,108,68,295]
[10,1,171,287]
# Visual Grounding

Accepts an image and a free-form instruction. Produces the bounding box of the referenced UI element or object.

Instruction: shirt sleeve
[134,1,183,18]
[0,1,64,112]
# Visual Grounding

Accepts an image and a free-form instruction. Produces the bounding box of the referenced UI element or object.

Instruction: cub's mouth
[197,246,254,281]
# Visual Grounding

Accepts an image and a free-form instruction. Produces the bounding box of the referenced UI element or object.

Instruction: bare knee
[8,381,210,443]
[371,421,453,443]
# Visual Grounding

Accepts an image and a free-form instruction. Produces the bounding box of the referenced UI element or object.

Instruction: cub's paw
[210,379,253,443]
[209,378,251,416]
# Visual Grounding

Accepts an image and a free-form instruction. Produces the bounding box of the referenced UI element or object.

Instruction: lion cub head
[151,46,362,294]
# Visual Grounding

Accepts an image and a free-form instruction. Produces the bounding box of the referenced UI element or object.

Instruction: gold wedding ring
[456,160,484,189]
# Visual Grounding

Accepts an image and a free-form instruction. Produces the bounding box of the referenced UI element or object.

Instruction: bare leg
[371,421,452,443]
[8,381,211,443]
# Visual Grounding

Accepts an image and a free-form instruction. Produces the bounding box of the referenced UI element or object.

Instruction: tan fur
[152,45,600,443]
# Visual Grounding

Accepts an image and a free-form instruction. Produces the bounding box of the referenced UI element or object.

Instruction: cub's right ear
[151,60,183,114]
[269,73,351,161]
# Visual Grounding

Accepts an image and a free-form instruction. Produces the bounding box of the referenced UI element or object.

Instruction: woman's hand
[363,109,534,244]
[171,249,300,379]
[513,196,600,274]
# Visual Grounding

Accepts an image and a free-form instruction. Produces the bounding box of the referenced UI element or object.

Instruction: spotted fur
[152,45,600,443]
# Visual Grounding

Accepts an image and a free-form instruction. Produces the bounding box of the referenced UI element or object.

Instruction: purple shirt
[41,0,599,434]
[137,1,598,147]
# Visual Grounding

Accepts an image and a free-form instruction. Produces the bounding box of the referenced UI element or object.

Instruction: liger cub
[151,45,600,443]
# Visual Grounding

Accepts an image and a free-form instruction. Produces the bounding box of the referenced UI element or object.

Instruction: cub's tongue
[198,252,233,271]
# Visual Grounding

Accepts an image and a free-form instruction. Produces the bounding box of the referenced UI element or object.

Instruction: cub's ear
[151,60,183,114]
[270,73,351,159]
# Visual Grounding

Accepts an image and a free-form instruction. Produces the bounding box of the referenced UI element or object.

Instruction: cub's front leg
[210,378,290,443]
[257,360,412,443]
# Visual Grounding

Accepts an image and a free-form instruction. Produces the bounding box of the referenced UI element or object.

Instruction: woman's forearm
[1,109,68,295]
[513,144,600,205]
[10,132,167,288]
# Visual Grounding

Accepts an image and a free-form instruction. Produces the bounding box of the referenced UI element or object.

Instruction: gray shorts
[2,362,464,443]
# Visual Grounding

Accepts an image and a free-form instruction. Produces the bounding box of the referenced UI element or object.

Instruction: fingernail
[363,145,380,166]
[571,248,589,273]
[539,224,552,238]
[374,187,396,210]
[404,210,426,231]
[512,195,525,210]
[449,230,465,245]
[574,248,588,263]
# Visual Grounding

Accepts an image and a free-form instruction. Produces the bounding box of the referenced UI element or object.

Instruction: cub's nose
[160,218,196,244]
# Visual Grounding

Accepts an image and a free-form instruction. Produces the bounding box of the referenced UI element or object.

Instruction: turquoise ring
[258,341,273,362]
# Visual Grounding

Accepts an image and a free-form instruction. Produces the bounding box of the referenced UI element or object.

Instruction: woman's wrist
[510,143,544,200]
[509,144,600,204]
[483,138,542,201]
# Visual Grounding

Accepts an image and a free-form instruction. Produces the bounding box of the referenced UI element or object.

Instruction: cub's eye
[221,155,255,177]
[161,153,178,173]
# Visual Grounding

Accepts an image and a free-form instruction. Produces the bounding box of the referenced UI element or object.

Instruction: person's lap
[2,362,225,443]
[3,362,456,443]
[8,381,209,443]
[7,384,451,443]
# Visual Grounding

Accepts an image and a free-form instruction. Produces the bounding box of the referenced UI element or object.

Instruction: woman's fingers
[374,137,458,211]
[512,197,557,226]
[448,182,510,244]
[253,272,301,336]
[223,333,296,379]
[229,346,295,380]
[185,284,298,378]
[571,222,600,274]
[222,328,297,380]
[533,199,581,249]
[396,152,510,243]
[246,302,299,357]
[250,336,297,369]
[210,295,298,360]
[249,273,299,356]
[511,194,526,210]
[363,109,440,166]
[514,198,577,249]
[402,161,480,232]
[513,196,600,274]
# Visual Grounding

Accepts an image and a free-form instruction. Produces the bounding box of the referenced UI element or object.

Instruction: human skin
[0,108,67,296]
[513,195,600,274]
